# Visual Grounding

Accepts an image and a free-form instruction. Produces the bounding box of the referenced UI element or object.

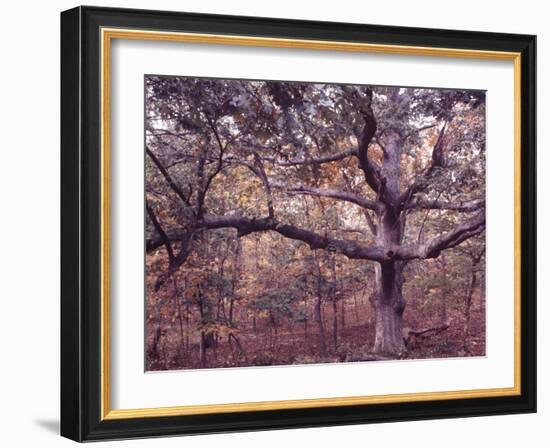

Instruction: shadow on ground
[34,419,59,435]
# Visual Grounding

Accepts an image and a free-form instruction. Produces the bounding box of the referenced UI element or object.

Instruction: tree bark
[369,131,407,355]
[370,261,406,354]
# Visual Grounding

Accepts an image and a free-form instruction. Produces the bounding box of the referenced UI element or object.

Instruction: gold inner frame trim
[100,27,522,421]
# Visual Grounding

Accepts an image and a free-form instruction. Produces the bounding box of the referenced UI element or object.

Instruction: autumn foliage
[145,77,486,370]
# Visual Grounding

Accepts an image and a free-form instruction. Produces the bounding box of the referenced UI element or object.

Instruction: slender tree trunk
[465,271,477,329]
[463,263,479,350]
[329,254,338,351]
[311,253,328,357]
[229,238,241,326]
[304,297,308,341]
[332,300,338,351]
[228,297,235,326]
[314,296,327,357]
[172,279,186,362]
[185,303,190,355]
[198,294,207,367]
[269,312,278,349]
[229,333,245,360]
[439,255,449,323]
[199,332,207,367]
[150,325,161,366]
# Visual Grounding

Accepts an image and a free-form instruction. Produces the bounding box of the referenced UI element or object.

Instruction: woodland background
[145,78,486,371]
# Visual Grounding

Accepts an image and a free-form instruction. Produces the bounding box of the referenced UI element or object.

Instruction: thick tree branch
[147,215,387,262]
[356,95,381,193]
[397,210,485,260]
[147,205,484,288]
[202,215,387,261]
[426,121,448,176]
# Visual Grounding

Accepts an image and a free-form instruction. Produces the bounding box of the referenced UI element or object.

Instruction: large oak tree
[145,77,486,355]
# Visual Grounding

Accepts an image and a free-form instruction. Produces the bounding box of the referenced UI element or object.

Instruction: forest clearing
[145,77,486,371]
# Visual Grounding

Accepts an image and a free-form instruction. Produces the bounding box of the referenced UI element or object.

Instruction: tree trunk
[198,292,207,367]
[172,279,186,361]
[314,296,327,357]
[353,292,360,323]
[228,297,235,326]
[332,299,338,351]
[229,238,241,326]
[199,331,207,367]
[370,261,406,354]
[269,311,278,349]
[312,253,328,357]
[368,130,407,355]
[463,264,478,351]
[439,255,449,323]
[369,215,407,355]
[185,303,190,355]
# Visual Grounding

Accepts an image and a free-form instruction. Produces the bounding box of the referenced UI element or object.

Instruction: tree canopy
[145,76,486,368]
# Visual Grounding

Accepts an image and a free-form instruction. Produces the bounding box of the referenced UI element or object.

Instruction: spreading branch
[148,207,485,267]
[398,210,485,260]
[356,92,381,193]
[147,214,388,262]
[195,117,227,218]
[203,215,387,261]
[398,122,449,207]
[271,181,380,211]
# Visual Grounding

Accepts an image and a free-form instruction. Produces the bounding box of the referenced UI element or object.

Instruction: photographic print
[145,76,486,372]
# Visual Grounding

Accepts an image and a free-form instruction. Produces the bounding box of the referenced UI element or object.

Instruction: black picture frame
[61,5,536,442]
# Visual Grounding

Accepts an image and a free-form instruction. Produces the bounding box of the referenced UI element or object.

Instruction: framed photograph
[60,6,536,442]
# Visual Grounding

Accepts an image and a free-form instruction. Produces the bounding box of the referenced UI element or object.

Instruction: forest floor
[146,292,486,371]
